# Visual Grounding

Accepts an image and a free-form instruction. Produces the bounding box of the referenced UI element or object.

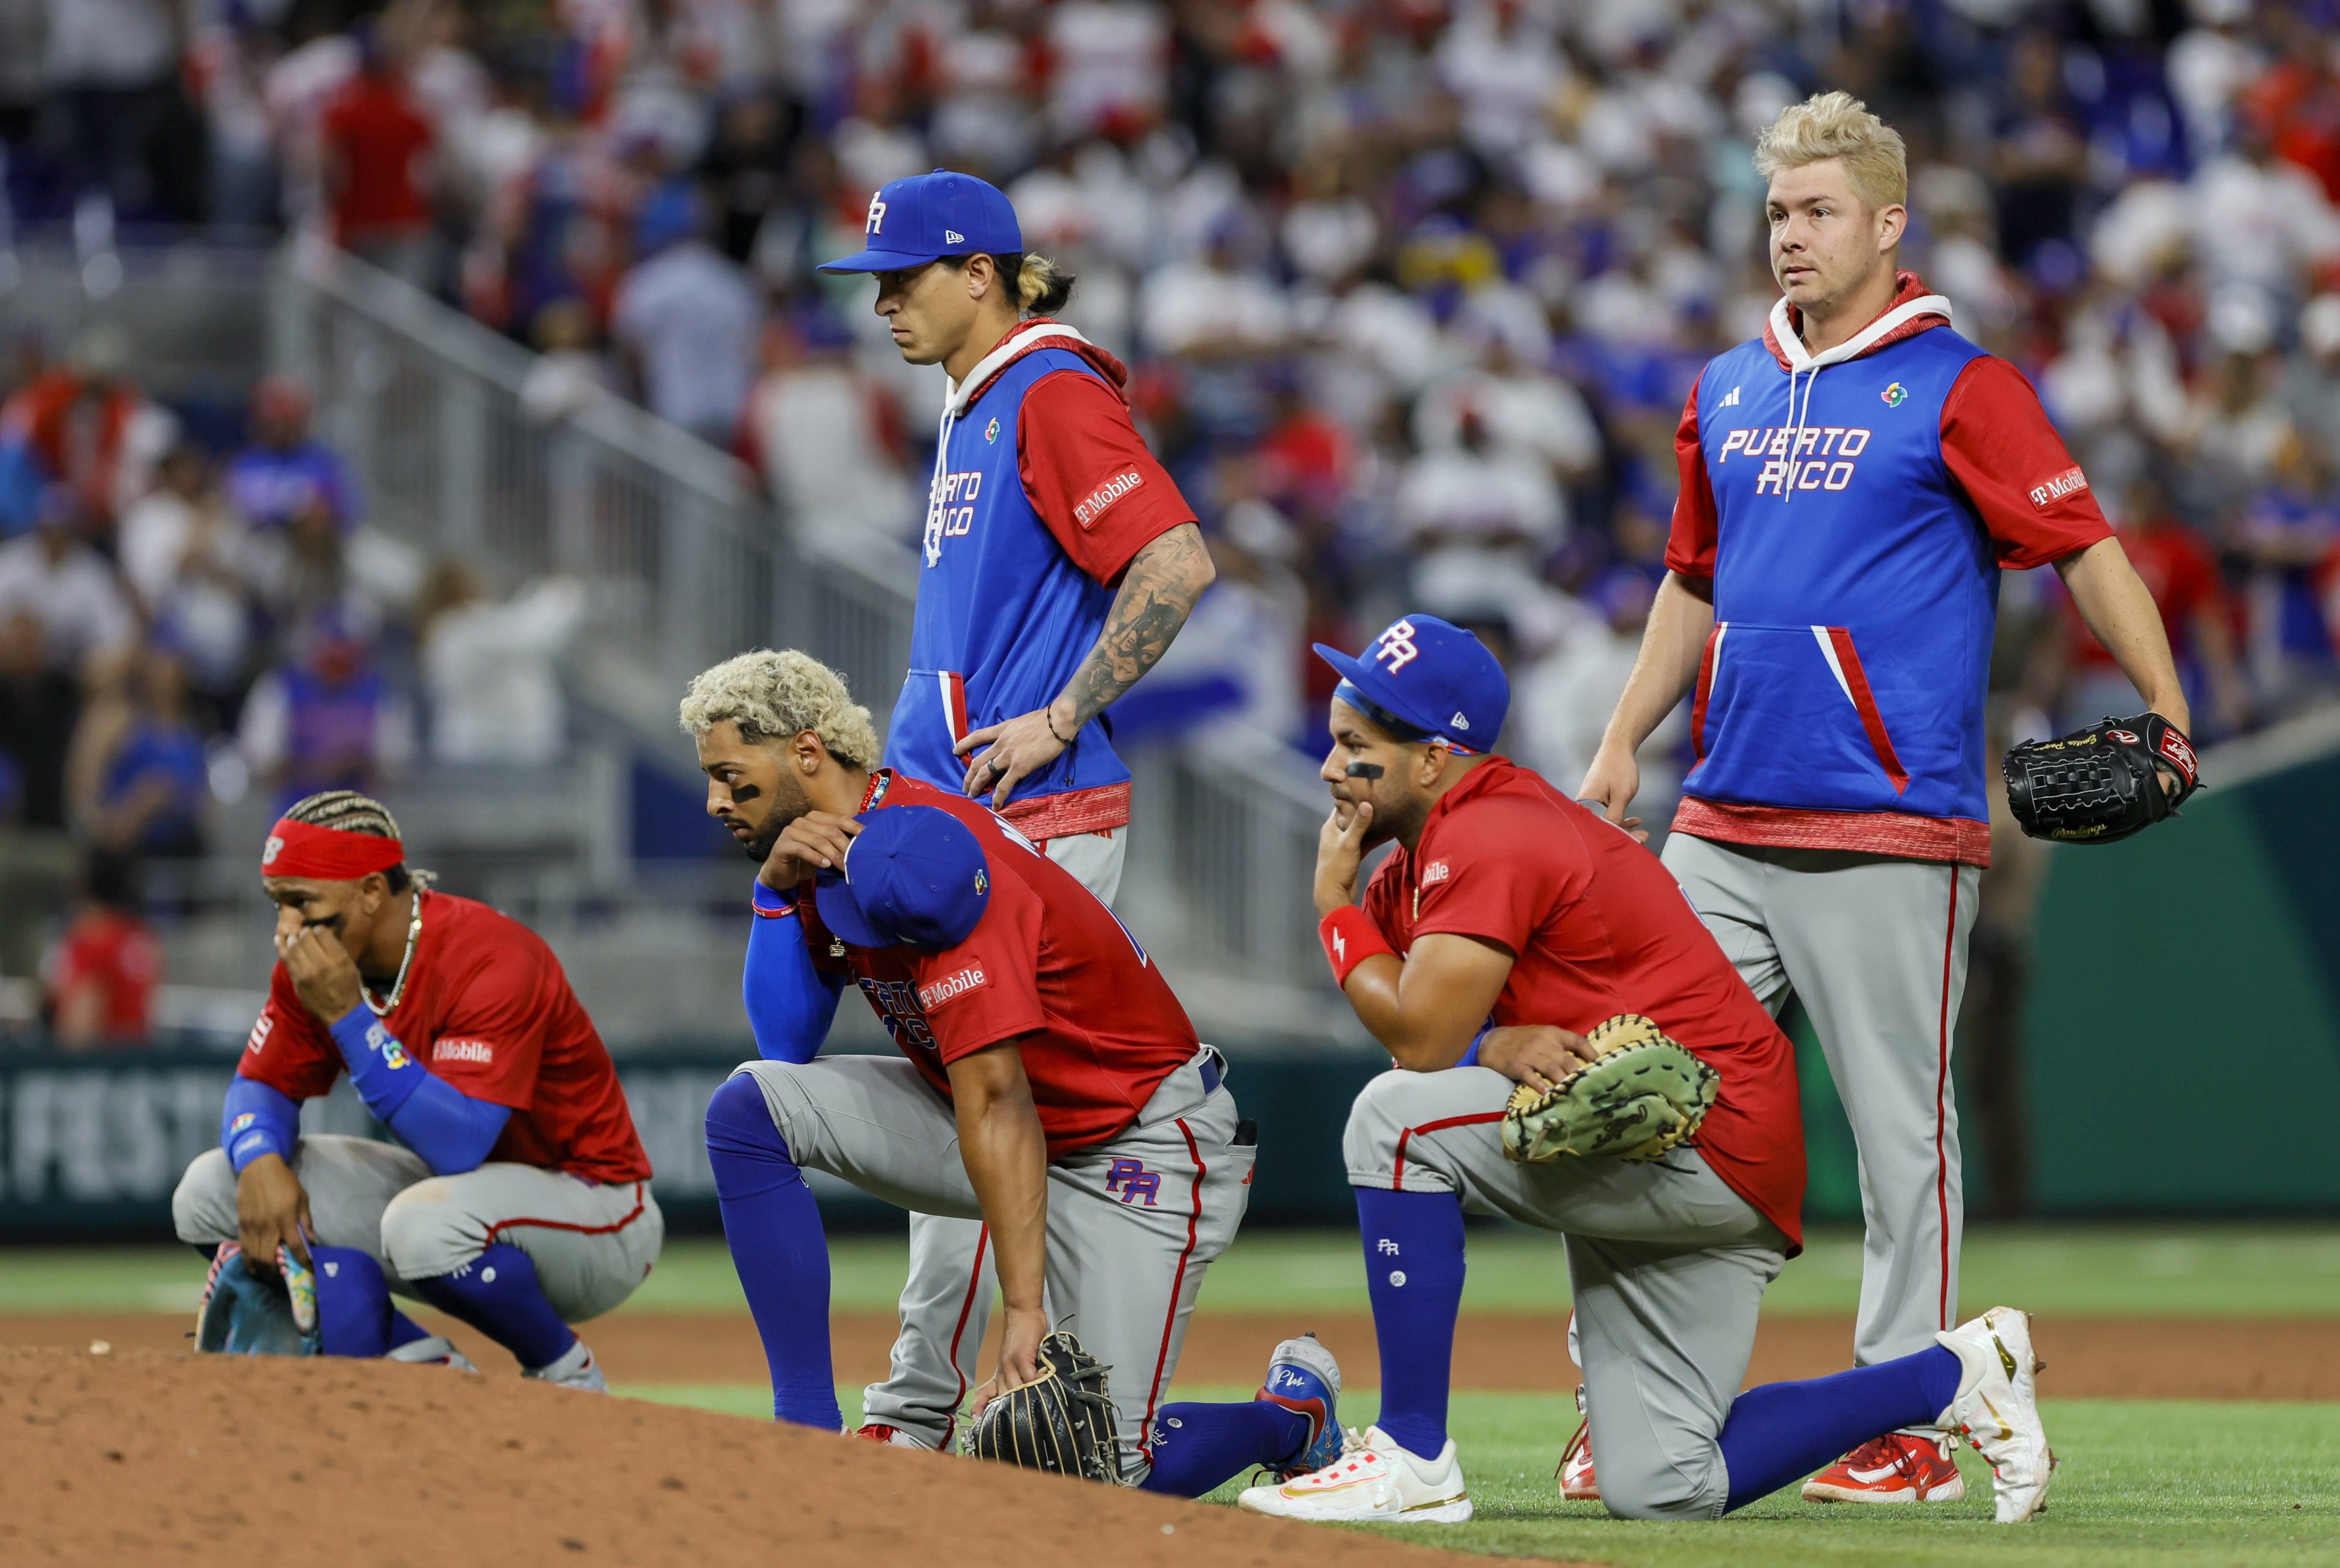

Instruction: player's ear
[1876,201,1907,252]
[792,728,824,775]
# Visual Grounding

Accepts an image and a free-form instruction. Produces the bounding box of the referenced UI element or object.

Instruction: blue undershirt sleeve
[745,883,845,1064]
[326,1006,511,1175]
[383,1076,512,1176]
[222,1077,301,1174]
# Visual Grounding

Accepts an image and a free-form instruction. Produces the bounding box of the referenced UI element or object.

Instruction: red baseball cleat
[852,1423,930,1449]
[1556,1385,1599,1502]
[1801,1431,1966,1503]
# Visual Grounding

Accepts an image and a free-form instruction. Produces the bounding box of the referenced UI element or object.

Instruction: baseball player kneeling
[171,792,662,1384]
[1239,616,2052,1524]
[695,651,1350,1494]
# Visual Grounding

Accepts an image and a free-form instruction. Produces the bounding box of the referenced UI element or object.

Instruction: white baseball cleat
[386,1334,479,1372]
[1236,1424,1471,1524]
[1935,1306,2055,1523]
[525,1339,607,1392]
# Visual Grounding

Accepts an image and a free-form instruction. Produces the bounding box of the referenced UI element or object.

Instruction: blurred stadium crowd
[4,0,2340,1051]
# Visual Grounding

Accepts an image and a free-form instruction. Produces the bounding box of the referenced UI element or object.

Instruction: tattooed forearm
[1054,523,1215,727]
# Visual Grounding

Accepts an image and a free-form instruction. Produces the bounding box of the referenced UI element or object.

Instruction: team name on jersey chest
[925,468,985,564]
[1713,423,1879,498]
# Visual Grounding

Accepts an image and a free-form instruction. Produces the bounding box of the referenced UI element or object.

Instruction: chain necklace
[362,891,426,1017]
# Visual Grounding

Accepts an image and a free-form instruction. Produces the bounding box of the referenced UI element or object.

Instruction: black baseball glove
[2004,712,2200,845]
[967,1331,1122,1484]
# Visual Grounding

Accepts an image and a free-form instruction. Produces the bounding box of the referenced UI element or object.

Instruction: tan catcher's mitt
[1501,1013,1719,1164]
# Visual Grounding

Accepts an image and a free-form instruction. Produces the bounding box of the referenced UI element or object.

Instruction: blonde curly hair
[678,650,881,769]
[1753,91,1908,212]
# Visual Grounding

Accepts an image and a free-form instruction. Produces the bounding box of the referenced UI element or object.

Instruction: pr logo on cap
[1374,619,1420,673]
[865,196,888,235]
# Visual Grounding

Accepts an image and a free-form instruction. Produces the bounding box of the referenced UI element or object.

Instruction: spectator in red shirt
[2059,475,2249,735]
[45,849,162,1048]
[319,36,439,289]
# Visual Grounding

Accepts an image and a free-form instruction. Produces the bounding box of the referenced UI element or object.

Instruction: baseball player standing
[1575,93,2192,1502]
[773,169,1214,1451]
[1240,613,2052,1525]
[171,791,661,1384]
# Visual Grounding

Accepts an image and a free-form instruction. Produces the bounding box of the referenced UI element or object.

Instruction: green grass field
[8,1223,2338,1566]
[16,1221,2340,1317]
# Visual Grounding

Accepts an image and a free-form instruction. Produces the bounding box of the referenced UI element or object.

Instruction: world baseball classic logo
[1105,1159,1162,1206]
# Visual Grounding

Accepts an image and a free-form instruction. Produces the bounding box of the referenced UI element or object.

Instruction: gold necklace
[363,892,425,1017]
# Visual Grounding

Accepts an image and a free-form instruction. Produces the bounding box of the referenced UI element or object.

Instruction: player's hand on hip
[277,923,363,1020]
[1576,744,1648,844]
[954,708,1068,809]
[235,1152,313,1276]
[769,811,861,883]
[1313,799,1373,917]
[1479,1025,1601,1093]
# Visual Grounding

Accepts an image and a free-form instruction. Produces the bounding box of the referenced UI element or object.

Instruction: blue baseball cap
[1313,614,1509,754]
[814,805,992,949]
[818,169,1023,274]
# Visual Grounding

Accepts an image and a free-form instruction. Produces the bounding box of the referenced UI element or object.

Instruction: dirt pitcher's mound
[0,1347,1544,1568]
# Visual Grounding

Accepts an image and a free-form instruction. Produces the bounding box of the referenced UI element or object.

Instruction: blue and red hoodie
[886,317,1197,840]
[1667,272,2111,865]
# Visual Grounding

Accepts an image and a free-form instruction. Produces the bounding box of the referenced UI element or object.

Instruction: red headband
[260,818,405,881]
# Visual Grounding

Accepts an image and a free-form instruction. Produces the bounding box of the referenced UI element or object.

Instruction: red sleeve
[424,942,558,1109]
[1359,858,1408,951]
[1017,369,1196,585]
[1663,371,1718,578]
[235,966,342,1101]
[1407,806,1580,953]
[906,874,1047,1062]
[1939,356,2113,568]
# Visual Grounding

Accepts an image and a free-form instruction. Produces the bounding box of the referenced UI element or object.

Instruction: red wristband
[1319,906,1395,988]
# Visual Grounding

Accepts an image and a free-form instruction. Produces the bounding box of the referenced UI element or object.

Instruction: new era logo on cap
[945,229,964,243]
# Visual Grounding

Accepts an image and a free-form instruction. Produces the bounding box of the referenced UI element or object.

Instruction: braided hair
[280,790,435,891]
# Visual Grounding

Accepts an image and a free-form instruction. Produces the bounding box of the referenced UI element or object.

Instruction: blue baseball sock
[1139,1400,1311,1497]
[407,1243,576,1371]
[1717,1346,1965,1512]
[1355,1186,1466,1460]
[388,1310,431,1351]
[705,1072,842,1430]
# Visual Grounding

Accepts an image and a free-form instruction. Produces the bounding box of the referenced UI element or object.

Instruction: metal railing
[266,247,1349,1034]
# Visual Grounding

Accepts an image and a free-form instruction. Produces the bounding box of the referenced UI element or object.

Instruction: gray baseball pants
[861,827,1123,1445]
[1345,1065,1788,1519]
[1661,833,1980,1364]
[172,1137,664,1327]
[733,1044,1252,1475]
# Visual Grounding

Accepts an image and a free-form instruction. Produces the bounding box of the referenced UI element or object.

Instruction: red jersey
[796,772,1199,1154]
[320,75,435,242]
[237,892,651,1183]
[47,909,163,1042]
[1360,758,1806,1250]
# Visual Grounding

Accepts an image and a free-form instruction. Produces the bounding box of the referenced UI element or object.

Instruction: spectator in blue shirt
[223,376,358,535]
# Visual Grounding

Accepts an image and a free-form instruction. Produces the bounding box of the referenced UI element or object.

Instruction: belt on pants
[1198,1047,1225,1097]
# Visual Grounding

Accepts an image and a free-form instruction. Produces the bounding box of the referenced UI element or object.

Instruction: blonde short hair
[1753,91,1908,212]
[678,649,881,769]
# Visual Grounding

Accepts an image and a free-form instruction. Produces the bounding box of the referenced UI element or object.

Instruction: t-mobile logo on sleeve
[917,965,990,1011]
[1073,469,1144,529]
[2028,466,2089,509]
